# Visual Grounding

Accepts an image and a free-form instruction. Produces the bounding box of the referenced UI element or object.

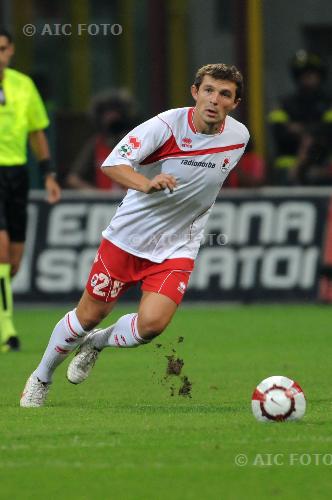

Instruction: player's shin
[0,263,17,350]
[33,309,89,383]
[90,313,150,349]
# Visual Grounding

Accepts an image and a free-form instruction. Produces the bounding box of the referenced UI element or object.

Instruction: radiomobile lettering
[181,159,216,168]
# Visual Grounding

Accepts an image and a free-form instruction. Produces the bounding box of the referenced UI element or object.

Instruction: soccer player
[0,28,61,352]
[21,63,249,407]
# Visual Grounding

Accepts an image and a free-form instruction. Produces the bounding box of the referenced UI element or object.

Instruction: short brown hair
[193,63,244,100]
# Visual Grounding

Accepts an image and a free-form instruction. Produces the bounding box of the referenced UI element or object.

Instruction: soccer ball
[251,375,306,422]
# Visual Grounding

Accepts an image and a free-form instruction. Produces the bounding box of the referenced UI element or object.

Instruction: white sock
[90,313,149,349]
[34,309,89,383]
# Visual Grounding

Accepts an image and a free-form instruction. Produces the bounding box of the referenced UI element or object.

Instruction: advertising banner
[14,189,332,303]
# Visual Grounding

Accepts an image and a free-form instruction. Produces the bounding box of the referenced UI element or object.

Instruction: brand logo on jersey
[177,281,186,294]
[181,137,192,148]
[220,157,231,173]
[181,159,216,168]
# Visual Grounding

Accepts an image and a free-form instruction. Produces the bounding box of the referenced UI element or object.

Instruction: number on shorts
[91,273,109,297]
[110,280,125,298]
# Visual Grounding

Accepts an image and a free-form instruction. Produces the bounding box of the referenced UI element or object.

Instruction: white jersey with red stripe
[101,106,249,263]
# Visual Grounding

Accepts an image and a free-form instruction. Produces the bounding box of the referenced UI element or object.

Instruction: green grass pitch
[1,304,332,500]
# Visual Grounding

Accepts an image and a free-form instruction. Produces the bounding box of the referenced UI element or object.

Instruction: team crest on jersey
[220,157,231,173]
[181,137,192,148]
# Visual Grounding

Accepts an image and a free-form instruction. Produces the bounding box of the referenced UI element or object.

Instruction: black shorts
[0,166,29,242]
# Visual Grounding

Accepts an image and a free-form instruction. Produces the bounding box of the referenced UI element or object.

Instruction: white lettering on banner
[86,205,115,244]
[37,248,97,292]
[238,248,264,288]
[262,248,301,288]
[191,248,236,289]
[14,198,323,298]
[261,247,319,289]
[48,203,118,246]
[204,201,316,244]
[300,248,319,288]
[189,247,320,290]
[37,250,77,291]
[275,202,315,243]
[205,203,235,243]
[48,204,88,245]
[235,202,274,243]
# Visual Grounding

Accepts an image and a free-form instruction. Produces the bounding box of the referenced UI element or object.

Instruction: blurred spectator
[66,89,139,191]
[224,138,266,187]
[268,50,332,185]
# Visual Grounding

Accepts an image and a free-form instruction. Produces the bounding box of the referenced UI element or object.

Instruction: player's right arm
[101,115,176,194]
[102,165,176,193]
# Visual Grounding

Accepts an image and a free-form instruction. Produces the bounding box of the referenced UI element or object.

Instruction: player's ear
[231,98,241,110]
[191,85,198,102]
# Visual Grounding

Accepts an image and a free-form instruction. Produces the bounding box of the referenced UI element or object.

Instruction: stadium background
[2,3,332,499]
[2,0,332,303]
[3,0,332,164]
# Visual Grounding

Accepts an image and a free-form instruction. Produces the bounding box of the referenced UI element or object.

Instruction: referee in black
[0,28,61,351]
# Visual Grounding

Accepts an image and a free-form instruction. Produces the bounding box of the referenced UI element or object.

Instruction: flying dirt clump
[166,355,184,376]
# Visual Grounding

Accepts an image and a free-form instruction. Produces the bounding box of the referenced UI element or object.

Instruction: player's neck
[192,109,224,135]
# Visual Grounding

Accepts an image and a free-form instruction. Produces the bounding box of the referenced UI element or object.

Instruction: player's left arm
[227,127,250,172]
[29,130,61,204]
[27,78,61,204]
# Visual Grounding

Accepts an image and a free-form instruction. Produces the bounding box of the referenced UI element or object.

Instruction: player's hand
[45,175,61,204]
[145,173,177,194]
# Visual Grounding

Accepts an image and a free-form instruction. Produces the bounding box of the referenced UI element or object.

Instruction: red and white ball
[252,376,306,422]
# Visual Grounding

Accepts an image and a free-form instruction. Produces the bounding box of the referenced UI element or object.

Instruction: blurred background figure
[0,27,60,352]
[268,50,332,185]
[66,89,139,192]
[224,138,266,188]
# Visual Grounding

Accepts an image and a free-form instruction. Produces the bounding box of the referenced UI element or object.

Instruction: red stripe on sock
[55,346,70,354]
[131,315,136,335]
[66,313,79,337]
[131,314,146,344]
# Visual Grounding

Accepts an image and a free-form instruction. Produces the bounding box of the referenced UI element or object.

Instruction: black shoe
[2,336,20,352]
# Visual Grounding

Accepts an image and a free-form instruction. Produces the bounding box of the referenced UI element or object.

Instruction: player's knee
[76,306,108,331]
[78,315,100,331]
[76,290,113,331]
[138,316,168,339]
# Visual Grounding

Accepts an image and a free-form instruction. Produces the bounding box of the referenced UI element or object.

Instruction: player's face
[191,75,240,133]
[0,36,14,72]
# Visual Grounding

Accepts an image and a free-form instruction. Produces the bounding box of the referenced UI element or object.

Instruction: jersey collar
[188,107,226,135]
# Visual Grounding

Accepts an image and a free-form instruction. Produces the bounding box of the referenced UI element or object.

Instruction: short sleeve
[26,80,50,132]
[101,116,171,168]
